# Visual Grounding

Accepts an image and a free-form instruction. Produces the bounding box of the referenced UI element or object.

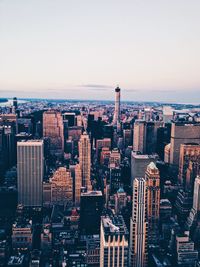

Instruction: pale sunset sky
[0,0,200,103]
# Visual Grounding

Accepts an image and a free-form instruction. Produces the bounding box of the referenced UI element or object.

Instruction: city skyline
[1,1,200,266]
[0,85,200,266]
[1,0,200,103]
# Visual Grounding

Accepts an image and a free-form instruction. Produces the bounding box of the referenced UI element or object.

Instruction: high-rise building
[68,126,83,155]
[12,220,32,250]
[109,148,121,168]
[96,138,111,156]
[131,152,158,182]
[114,188,127,214]
[0,114,17,124]
[164,143,171,163]
[178,143,200,189]
[17,140,44,206]
[42,182,51,207]
[13,97,18,112]
[186,176,200,229]
[62,112,76,127]
[0,126,5,178]
[80,191,103,235]
[176,231,198,267]
[0,125,16,176]
[146,121,164,154]
[86,235,100,267]
[113,86,121,126]
[145,162,160,244]
[129,177,148,267]
[133,120,146,154]
[74,164,82,206]
[78,132,91,189]
[162,106,174,123]
[100,147,111,166]
[0,117,17,177]
[43,110,64,157]
[175,190,193,221]
[100,213,129,267]
[110,167,122,194]
[17,118,33,134]
[156,123,171,160]
[103,124,114,143]
[185,161,200,193]
[123,129,132,148]
[51,167,73,206]
[170,121,200,166]
[193,176,200,212]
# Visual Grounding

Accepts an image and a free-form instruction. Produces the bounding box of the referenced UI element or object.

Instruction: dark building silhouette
[156,123,171,160]
[80,191,103,234]
[63,112,76,127]
[13,97,18,111]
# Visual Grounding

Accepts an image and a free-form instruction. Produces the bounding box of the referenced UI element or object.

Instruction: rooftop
[132,152,158,160]
[147,161,158,170]
[102,214,128,237]
[117,187,125,193]
[17,139,43,145]
[81,190,102,197]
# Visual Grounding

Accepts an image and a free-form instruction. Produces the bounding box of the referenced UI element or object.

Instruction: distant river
[0,99,27,107]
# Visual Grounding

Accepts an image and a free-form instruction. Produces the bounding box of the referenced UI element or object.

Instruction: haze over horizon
[0,0,200,103]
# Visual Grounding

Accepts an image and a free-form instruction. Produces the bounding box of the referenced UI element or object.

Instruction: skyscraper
[178,143,200,189]
[133,120,146,154]
[110,148,121,167]
[43,110,64,157]
[131,152,158,182]
[186,176,200,229]
[13,97,18,112]
[17,140,44,207]
[170,121,200,166]
[129,177,148,267]
[145,162,160,245]
[74,163,82,206]
[62,112,76,127]
[0,125,16,177]
[193,176,200,212]
[110,167,122,194]
[100,213,129,267]
[146,121,164,154]
[80,191,103,234]
[51,167,73,207]
[78,132,91,189]
[113,86,121,126]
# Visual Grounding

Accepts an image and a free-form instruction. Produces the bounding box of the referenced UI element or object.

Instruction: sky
[0,0,200,103]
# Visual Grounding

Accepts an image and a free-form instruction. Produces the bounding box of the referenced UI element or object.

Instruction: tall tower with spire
[113,86,121,126]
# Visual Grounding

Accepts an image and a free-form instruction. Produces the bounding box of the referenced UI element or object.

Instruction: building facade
[129,177,148,267]
[51,167,73,206]
[43,110,64,157]
[133,120,146,154]
[145,162,160,244]
[178,143,200,189]
[78,132,91,189]
[170,122,200,166]
[17,140,44,207]
[100,214,129,267]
